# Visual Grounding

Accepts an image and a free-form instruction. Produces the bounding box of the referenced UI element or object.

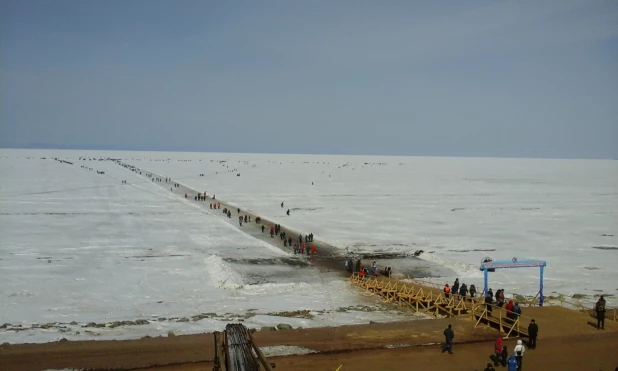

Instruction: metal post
[483,268,488,299]
[539,265,545,307]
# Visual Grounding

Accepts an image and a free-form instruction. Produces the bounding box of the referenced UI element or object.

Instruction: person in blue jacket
[507,354,518,371]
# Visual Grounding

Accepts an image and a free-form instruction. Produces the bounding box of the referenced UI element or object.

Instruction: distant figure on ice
[286,209,290,216]
[185,193,187,198]
[261,225,265,233]
[345,259,353,273]
[281,202,284,208]
[237,208,240,214]
[382,266,392,277]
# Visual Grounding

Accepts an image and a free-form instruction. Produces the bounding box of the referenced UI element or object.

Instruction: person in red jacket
[494,338,503,366]
[505,300,514,324]
[310,245,316,256]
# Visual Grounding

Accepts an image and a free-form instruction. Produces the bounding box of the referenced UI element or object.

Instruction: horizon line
[0,144,615,161]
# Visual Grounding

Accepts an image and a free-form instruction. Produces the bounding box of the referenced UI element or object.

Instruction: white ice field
[1,149,617,344]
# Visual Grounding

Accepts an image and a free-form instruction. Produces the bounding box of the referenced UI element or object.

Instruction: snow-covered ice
[1,149,617,343]
[0,151,411,344]
[120,151,618,300]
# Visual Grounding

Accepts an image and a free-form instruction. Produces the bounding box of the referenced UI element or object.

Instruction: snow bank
[205,255,244,289]
[419,252,484,279]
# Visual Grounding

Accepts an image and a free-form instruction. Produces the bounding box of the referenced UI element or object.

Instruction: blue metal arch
[480,258,547,306]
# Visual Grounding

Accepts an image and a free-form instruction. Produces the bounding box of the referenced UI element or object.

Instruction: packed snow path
[116,161,348,270]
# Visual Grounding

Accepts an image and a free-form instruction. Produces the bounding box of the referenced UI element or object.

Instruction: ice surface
[1,149,617,344]
[118,150,618,300]
[0,151,410,343]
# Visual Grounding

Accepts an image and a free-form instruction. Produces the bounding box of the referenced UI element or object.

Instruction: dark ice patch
[224,257,311,268]
[591,246,618,250]
[449,249,496,252]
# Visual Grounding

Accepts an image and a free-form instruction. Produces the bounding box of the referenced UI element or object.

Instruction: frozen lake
[0,150,414,344]
[121,151,617,298]
[1,149,617,343]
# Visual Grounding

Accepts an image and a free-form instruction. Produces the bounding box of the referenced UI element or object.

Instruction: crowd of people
[346,258,392,278]
[443,324,532,371]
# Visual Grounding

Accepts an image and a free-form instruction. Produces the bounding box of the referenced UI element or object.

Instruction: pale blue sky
[1,0,617,158]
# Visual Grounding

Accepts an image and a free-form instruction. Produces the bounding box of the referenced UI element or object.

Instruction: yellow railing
[470,300,533,338]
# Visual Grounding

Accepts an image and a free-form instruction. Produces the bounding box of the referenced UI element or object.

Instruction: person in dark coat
[261,225,265,233]
[501,345,508,367]
[469,284,477,298]
[355,259,361,272]
[596,295,606,330]
[441,324,454,354]
[485,291,494,315]
[527,319,538,349]
[459,283,468,297]
[452,279,460,296]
